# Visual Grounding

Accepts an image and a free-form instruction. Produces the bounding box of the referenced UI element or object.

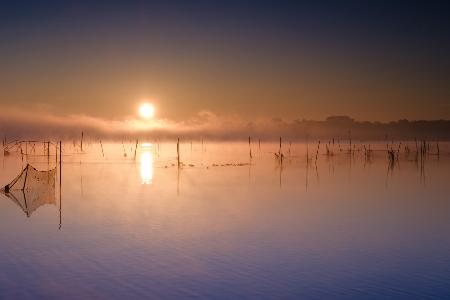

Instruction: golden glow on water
[140,145,153,184]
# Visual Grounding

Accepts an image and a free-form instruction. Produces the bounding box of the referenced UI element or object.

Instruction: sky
[1,0,450,124]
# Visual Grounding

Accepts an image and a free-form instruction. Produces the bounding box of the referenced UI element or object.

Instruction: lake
[1,141,449,299]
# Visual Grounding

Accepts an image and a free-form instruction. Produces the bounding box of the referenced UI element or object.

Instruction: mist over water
[2,1,450,298]
[1,141,450,299]
[2,109,450,141]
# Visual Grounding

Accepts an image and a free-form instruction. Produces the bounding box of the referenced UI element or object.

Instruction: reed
[404,144,410,155]
[363,144,372,161]
[387,148,396,169]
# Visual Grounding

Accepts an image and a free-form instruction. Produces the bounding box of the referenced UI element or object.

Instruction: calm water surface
[1,142,449,299]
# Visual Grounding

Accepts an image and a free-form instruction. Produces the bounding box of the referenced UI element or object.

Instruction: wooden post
[315,140,321,165]
[306,139,309,161]
[100,140,105,158]
[122,141,127,157]
[20,145,23,164]
[177,138,180,168]
[22,164,29,190]
[349,130,352,154]
[133,139,138,159]
[59,141,62,230]
[81,131,84,152]
[279,137,282,156]
[59,141,62,186]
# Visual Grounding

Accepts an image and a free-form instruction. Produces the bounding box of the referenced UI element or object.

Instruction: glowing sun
[139,103,155,119]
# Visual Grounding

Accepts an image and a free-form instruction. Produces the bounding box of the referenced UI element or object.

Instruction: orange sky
[0,2,449,122]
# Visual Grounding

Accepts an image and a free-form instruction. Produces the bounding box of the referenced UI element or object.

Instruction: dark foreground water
[1,142,449,299]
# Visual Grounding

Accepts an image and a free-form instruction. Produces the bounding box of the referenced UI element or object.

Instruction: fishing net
[1,164,56,216]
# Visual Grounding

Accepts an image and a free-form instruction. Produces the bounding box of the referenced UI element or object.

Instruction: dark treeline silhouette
[276,116,450,141]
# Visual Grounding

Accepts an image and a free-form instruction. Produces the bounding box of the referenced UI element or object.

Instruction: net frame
[1,164,57,217]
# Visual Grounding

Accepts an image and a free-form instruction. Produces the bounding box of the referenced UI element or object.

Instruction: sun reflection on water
[140,144,153,184]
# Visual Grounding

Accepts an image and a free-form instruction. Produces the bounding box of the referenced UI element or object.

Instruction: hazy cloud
[0,107,286,141]
[1,106,449,141]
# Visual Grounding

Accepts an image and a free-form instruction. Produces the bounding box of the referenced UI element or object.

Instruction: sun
[139,103,155,119]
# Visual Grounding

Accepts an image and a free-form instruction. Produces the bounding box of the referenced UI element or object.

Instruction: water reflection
[2,188,56,217]
[140,144,154,184]
[0,142,449,299]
